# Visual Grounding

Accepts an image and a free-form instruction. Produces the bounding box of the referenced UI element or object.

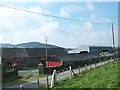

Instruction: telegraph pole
[112,22,115,61]
[46,37,48,68]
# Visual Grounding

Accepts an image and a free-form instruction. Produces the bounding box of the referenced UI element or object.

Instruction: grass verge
[54,61,118,88]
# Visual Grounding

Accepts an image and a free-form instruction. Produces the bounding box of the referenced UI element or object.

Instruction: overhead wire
[0,4,111,25]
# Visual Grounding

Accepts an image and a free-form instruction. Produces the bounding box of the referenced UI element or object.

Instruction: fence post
[90,63,91,69]
[107,60,109,63]
[100,60,101,66]
[20,85,23,90]
[37,79,39,88]
[78,66,80,74]
[53,70,57,84]
[69,66,72,79]
[108,58,110,63]
[108,57,110,63]
[85,64,87,71]
[82,67,83,72]
[50,69,56,88]
[109,57,111,62]
[95,61,97,68]
[103,59,105,65]
[46,75,49,89]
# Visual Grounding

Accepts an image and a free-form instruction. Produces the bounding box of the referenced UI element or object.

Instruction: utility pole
[46,37,48,68]
[112,22,115,61]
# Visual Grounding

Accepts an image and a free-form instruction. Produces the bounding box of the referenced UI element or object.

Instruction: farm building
[1,48,68,69]
[1,46,113,70]
[89,46,113,53]
[2,48,28,67]
[57,52,101,66]
[24,48,67,68]
[68,45,113,54]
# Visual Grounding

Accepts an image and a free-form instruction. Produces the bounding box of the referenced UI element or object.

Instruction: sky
[0,1,118,48]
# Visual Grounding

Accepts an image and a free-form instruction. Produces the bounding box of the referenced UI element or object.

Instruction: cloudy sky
[0,1,118,48]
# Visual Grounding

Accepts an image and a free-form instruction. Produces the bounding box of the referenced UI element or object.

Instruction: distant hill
[0,42,62,48]
[0,43,16,48]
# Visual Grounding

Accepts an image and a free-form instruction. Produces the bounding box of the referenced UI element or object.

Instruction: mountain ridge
[0,42,62,48]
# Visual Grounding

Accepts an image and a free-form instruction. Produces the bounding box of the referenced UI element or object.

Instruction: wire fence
[56,67,70,81]
[49,58,115,88]
[15,58,116,89]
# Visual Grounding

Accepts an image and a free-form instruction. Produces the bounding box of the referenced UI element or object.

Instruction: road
[2,59,114,89]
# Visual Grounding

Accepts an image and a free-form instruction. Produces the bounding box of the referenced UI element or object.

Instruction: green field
[54,61,119,88]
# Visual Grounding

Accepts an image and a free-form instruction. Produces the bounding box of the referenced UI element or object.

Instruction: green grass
[54,61,118,88]
[19,74,45,81]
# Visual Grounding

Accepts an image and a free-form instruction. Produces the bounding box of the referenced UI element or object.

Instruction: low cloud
[89,14,111,23]
[59,2,95,18]
[0,5,59,44]
[59,6,83,17]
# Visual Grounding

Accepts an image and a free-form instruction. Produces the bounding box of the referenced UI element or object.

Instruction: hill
[0,43,15,48]
[54,61,118,88]
[0,42,61,48]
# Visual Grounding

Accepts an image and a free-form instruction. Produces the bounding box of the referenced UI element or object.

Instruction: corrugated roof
[25,48,48,57]
[48,48,68,56]
[89,46,113,48]
[58,53,100,62]
[25,48,68,57]
[1,48,68,58]
[1,48,28,58]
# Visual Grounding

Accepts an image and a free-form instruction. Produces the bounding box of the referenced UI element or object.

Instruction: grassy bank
[54,61,118,88]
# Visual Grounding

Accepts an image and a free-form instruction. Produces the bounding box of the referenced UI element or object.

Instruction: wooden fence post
[85,64,87,71]
[108,58,110,63]
[37,79,39,88]
[69,66,72,79]
[103,59,105,65]
[100,60,102,66]
[106,59,108,63]
[95,62,96,68]
[20,85,23,90]
[46,75,49,89]
[54,70,57,83]
[78,66,80,74]
[50,69,56,88]
[82,67,84,72]
[90,63,91,69]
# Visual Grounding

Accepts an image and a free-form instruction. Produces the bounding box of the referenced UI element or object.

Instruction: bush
[2,70,18,82]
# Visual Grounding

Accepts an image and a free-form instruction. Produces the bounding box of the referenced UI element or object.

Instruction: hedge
[2,70,18,82]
